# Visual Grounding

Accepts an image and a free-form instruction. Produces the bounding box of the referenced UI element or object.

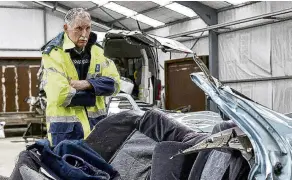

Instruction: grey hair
[64,8,91,25]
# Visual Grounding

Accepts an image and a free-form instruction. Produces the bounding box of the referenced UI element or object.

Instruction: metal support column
[176,1,219,112]
[209,30,219,79]
[208,30,219,112]
[175,1,217,26]
[43,8,47,44]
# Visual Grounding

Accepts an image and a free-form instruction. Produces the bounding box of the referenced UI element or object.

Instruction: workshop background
[0,1,292,118]
[1,1,292,177]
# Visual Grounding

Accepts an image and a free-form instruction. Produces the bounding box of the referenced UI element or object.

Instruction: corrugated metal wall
[0,64,40,112]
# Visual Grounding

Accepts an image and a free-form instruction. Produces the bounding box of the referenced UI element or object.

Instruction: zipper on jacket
[84,106,89,118]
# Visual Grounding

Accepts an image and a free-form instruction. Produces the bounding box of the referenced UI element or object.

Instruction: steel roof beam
[108,4,162,25]
[34,1,115,31]
[145,16,200,32]
[175,1,217,26]
[217,1,260,12]
[167,7,292,39]
[87,4,99,11]
[145,2,257,32]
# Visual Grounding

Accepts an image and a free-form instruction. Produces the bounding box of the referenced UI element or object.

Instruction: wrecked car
[100,30,193,113]
[183,55,292,179]
[12,31,292,180]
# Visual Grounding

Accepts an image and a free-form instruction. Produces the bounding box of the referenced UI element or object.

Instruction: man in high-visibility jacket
[41,8,120,146]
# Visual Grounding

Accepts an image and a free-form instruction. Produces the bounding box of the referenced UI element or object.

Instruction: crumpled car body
[187,55,292,179]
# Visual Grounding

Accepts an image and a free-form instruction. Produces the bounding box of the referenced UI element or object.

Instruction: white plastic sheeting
[217,1,292,113]
[227,79,292,114]
[226,79,292,113]
[148,18,207,38]
[226,81,273,109]
[219,2,270,29]
[46,10,64,42]
[273,79,292,114]
[270,1,292,13]
[271,20,292,76]
[219,26,271,81]
[219,1,292,25]
[0,8,44,49]
[218,1,292,113]
[182,37,209,56]
[0,4,65,57]
[218,1,292,30]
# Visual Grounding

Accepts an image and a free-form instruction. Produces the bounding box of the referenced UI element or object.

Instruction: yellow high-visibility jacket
[41,32,120,145]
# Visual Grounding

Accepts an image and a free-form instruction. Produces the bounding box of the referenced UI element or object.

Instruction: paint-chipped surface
[30,66,39,100]
[0,65,40,113]
[0,67,3,112]
[5,67,16,112]
[17,67,29,111]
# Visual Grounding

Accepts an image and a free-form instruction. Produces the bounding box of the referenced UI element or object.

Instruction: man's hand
[70,80,92,91]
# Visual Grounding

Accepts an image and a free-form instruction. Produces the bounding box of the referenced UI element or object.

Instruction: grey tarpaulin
[86,109,203,180]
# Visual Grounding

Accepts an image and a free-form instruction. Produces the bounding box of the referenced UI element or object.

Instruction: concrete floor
[0,137,28,177]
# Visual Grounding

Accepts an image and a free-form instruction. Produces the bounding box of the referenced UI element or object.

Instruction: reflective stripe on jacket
[42,32,120,145]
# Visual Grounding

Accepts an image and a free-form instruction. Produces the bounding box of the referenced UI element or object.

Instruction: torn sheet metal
[167,111,222,133]
[179,127,253,161]
[190,71,292,179]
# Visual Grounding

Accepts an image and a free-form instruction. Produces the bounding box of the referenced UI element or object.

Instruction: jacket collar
[41,31,98,54]
[63,33,76,51]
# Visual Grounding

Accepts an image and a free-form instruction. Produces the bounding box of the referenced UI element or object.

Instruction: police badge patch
[95,64,100,73]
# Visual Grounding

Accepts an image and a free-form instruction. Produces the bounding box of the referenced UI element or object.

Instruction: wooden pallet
[0,112,42,126]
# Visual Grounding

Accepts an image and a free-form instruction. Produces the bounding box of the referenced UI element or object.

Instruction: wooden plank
[4,67,16,112]
[17,66,30,111]
[0,57,41,60]
[0,111,34,116]
[30,67,39,96]
[0,66,2,112]
[0,112,38,125]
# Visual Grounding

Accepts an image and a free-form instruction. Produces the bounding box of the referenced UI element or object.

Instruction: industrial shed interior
[1,1,292,180]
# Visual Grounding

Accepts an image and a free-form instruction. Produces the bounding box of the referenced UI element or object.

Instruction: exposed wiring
[185,31,205,58]
[136,20,142,31]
